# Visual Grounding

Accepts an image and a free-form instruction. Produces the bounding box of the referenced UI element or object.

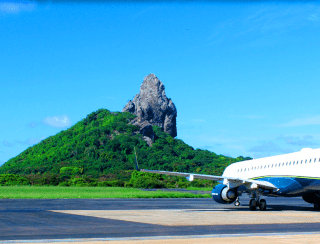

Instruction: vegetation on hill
[0,109,251,187]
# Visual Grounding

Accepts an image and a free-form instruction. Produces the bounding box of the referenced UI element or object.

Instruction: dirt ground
[16,234,320,244]
[50,209,320,226]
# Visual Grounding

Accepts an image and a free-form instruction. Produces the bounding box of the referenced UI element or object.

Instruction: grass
[185,186,213,191]
[0,186,211,199]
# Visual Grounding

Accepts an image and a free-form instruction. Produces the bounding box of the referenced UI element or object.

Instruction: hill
[0,109,250,184]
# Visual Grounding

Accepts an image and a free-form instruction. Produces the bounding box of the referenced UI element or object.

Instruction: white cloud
[248,141,285,153]
[229,115,266,119]
[309,14,318,21]
[2,137,44,147]
[277,135,317,147]
[192,119,206,123]
[42,115,72,128]
[207,4,320,46]
[27,121,38,128]
[16,137,44,146]
[281,116,320,127]
[0,1,36,14]
[2,141,13,147]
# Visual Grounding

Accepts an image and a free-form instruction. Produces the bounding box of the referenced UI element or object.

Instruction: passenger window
[315,158,317,162]
[271,164,273,168]
[310,159,312,163]
[305,159,307,163]
[282,163,284,166]
[264,165,266,168]
[293,161,295,165]
[279,163,281,167]
[289,162,291,165]
[286,162,288,166]
[301,160,303,164]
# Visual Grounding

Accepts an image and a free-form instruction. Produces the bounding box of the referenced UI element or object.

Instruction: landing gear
[234,197,240,206]
[259,199,267,211]
[314,202,320,211]
[249,195,267,211]
[249,199,257,210]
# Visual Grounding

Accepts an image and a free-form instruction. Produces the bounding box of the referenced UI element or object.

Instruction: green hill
[0,109,250,185]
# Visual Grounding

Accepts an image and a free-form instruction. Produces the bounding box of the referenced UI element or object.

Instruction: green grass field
[185,186,213,191]
[0,186,211,199]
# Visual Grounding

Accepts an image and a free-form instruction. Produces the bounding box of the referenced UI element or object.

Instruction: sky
[1,0,320,166]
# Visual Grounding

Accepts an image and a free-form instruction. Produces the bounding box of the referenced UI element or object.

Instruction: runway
[0,196,320,243]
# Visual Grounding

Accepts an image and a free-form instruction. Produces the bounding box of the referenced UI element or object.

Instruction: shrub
[0,174,30,186]
[58,181,70,186]
[60,166,82,176]
[98,180,125,187]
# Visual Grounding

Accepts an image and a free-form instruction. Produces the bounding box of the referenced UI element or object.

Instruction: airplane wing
[141,169,224,181]
[140,169,278,190]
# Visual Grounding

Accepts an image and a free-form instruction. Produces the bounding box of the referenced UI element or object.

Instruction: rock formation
[123,74,177,145]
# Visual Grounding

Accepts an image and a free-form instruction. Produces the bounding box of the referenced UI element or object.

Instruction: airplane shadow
[222,205,315,212]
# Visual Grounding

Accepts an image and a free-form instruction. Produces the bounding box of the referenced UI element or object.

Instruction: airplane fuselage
[221,148,320,197]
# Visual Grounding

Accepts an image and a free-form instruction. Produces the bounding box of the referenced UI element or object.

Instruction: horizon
[1,1,320,166]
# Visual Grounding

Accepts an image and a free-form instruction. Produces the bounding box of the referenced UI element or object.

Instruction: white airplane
[136,148,320,211]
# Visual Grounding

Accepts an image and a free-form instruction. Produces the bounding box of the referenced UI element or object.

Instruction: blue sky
[1,1,320,166]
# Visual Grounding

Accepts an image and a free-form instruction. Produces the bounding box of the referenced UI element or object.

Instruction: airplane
[135,147,320,211]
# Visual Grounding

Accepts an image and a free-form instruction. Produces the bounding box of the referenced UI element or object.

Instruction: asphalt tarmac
[0,196,319,242]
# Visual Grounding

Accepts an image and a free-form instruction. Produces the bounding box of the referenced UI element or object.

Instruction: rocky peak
[123,74,177,145]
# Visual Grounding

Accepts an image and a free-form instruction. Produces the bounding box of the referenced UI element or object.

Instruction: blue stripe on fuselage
[253,176,320,196]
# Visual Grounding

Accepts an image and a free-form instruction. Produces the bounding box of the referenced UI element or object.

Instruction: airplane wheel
[259,199,266,211]
[249,199,257,211]
[234,201,240,206]
[314,203,320,211]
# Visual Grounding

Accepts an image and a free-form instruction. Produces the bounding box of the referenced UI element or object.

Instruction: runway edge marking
[2,232,320,243]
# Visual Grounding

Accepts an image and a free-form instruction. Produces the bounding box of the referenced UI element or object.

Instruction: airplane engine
[302,191,320,204]
[212,184,237,204]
